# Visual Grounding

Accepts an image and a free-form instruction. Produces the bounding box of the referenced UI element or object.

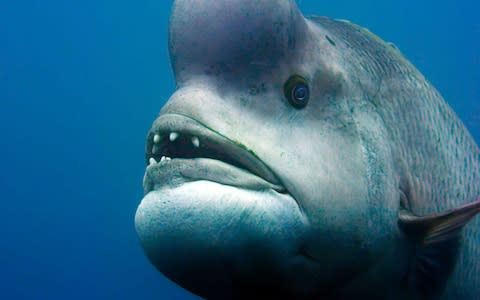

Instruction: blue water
[1,1,478,299]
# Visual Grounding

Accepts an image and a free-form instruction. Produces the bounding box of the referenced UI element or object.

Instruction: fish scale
[313,17,480,297]
[317,17,479,207]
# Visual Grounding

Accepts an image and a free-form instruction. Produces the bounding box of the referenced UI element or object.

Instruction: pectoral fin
[398,198,480,298]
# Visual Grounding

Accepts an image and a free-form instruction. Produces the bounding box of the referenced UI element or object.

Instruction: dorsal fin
[398,198,480,298]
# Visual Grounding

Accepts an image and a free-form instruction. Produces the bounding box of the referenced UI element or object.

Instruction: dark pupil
[293,85,307,101]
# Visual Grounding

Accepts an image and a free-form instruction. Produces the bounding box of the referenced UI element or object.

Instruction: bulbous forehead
[169,0,308,83]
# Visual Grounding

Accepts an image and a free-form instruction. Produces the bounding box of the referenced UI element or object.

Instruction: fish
[134,0,480,299]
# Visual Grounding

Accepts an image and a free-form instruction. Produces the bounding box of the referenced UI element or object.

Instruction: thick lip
[144,113,286,194]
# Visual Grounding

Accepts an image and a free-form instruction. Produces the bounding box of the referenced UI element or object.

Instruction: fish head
[135,0,402,298]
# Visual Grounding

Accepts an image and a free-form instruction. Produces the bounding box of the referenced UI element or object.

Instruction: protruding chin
[134,181,310,299]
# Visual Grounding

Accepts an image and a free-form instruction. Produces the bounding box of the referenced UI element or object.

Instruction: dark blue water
[1,1,478,299]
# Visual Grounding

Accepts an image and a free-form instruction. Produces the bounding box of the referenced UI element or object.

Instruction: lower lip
[144,158,285,194]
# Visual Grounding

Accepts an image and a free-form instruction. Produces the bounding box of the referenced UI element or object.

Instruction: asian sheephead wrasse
[135,1,480,299]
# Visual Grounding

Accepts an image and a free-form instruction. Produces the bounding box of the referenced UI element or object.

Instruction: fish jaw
[135,114,318,298]
[135,182,315,299]
[143,113,285,194]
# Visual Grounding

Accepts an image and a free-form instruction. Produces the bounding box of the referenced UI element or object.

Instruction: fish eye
[284,75,310,109]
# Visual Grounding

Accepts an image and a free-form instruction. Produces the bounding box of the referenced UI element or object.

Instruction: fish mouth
[143,113,286,194]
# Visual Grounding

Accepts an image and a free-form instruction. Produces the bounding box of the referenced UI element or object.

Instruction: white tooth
[160,156,166,162]
[152,145,158,154]
[192,136,200,148]
[166,157,172,161]
[149,157,157,165]
[169,132,179,142]
[153,134,160,144]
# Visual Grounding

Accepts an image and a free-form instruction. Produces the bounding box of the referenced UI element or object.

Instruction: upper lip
[145,113,285,192]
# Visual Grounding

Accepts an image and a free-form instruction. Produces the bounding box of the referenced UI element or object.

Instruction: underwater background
[1,0,478,299]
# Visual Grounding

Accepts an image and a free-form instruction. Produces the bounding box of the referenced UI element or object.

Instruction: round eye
[284,75,310,109]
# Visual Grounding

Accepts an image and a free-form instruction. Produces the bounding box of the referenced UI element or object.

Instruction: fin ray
[398,198,480,298]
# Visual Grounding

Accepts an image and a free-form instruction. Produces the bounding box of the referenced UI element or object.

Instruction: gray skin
[135,0,480,299]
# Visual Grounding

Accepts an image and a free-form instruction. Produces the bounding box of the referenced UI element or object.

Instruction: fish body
[135,1,480,299]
